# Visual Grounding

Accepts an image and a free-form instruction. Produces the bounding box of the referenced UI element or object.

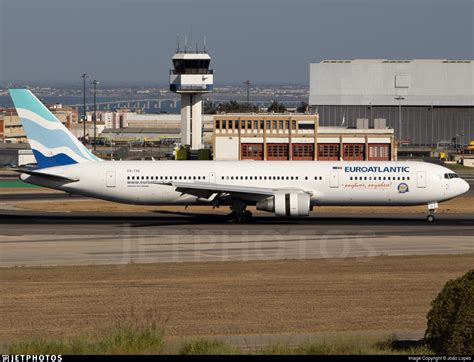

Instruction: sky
[0,0,472,85]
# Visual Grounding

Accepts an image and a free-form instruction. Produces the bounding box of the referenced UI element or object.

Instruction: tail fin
[9,89,100,169]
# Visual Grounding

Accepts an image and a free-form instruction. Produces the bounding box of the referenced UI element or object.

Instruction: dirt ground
[0,255,472,343]
[12,193,474,214]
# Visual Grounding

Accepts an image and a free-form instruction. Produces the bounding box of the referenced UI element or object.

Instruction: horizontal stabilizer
[11,168,79,183]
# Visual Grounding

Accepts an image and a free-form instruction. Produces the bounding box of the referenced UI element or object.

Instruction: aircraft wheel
[227,211,237,222]
[426,214,436,223]
[237,214,247,223]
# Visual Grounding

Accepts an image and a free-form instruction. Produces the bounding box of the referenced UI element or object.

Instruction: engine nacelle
[256,193,311,217]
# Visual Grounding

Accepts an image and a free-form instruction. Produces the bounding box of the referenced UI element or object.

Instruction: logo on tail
[9,89,100,168]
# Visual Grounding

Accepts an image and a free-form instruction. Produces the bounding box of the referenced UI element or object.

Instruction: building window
[241,143,264,160]
[215,120,220,129]
[266,120,271,129]
[343,144,365,161]
[368,144,390,161]
[279,120,284,129]
[228,120,233,129]
[292,144,314,160]
[267,143,289,160]
[254,120,259,129]
[247,120,252,129]
[292,121,297,130]
[272,120,278,129]
[318,144,339,160]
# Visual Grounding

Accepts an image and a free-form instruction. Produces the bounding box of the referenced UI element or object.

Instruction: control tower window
[173,59,211,74]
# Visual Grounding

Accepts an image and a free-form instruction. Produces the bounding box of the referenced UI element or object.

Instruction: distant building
[213,114,395,161]
[1,104,78,143]
[309,59,474,146]
[0,143,35,166]
[103,113,215,145]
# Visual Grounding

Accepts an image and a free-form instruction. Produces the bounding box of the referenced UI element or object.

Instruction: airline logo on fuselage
[344,166,410,173]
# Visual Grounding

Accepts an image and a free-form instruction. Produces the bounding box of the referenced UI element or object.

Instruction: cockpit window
[444,173,460,179]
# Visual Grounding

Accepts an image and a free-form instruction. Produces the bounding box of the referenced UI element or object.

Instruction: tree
[425,270,474,354]
[267,100,286,113]
[216,101,259,114]
[297,102,309,113]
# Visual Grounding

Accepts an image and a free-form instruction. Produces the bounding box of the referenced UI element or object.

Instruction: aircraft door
[209,172,216,183]
[329,171,339,188]
[106,171,116,187]
[417,171,426,188]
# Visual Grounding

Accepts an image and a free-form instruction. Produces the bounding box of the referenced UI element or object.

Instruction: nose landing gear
[426,202,438,223]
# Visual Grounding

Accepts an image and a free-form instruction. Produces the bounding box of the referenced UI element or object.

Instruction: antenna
[184,35,187,52]
[176,33,180,52]
[196,42,198,53]
[204,36,207,52]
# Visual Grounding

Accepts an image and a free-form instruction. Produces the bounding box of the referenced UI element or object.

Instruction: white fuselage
[21,160,470,210]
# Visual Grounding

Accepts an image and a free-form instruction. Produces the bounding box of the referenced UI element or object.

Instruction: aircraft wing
[159,181,312,201]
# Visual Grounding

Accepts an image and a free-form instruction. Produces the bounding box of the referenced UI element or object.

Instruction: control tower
[170,47,213,149]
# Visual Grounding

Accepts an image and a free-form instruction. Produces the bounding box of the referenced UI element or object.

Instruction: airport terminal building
[309,59,474,146]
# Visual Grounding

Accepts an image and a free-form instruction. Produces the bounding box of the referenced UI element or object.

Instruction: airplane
[8,89,470,223]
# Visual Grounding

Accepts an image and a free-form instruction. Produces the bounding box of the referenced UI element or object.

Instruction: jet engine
[256,193,311,217]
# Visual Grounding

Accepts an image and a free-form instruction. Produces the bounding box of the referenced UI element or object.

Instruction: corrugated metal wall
[316,105,474,146]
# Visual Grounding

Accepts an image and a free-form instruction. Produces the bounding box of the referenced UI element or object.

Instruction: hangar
[309,59,474,146]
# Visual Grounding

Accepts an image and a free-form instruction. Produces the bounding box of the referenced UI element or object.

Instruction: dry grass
[0,255,472,344]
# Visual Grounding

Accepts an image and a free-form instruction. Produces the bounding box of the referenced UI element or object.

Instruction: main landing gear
[228,200,253,223]
[426,202,438,223]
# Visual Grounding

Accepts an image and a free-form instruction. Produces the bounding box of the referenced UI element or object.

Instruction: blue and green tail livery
[9,89,100,168]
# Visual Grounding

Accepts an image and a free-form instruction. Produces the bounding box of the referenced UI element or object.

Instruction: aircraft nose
[460,179,470,195]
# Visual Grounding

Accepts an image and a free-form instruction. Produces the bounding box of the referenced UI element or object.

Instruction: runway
[1,210,473,267]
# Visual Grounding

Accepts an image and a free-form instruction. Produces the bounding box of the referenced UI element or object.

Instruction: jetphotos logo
[2,356,62,362]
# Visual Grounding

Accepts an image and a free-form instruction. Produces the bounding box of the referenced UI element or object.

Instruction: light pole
[81,73,88,143]
[92,80,99,151]
[394,96,405,142]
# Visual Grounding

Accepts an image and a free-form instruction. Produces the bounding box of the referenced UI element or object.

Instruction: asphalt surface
[0,210,473,267]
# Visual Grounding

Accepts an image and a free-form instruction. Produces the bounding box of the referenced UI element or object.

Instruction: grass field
[1,254,472,350]
[0,180,40,188]
[2,334,434,355]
